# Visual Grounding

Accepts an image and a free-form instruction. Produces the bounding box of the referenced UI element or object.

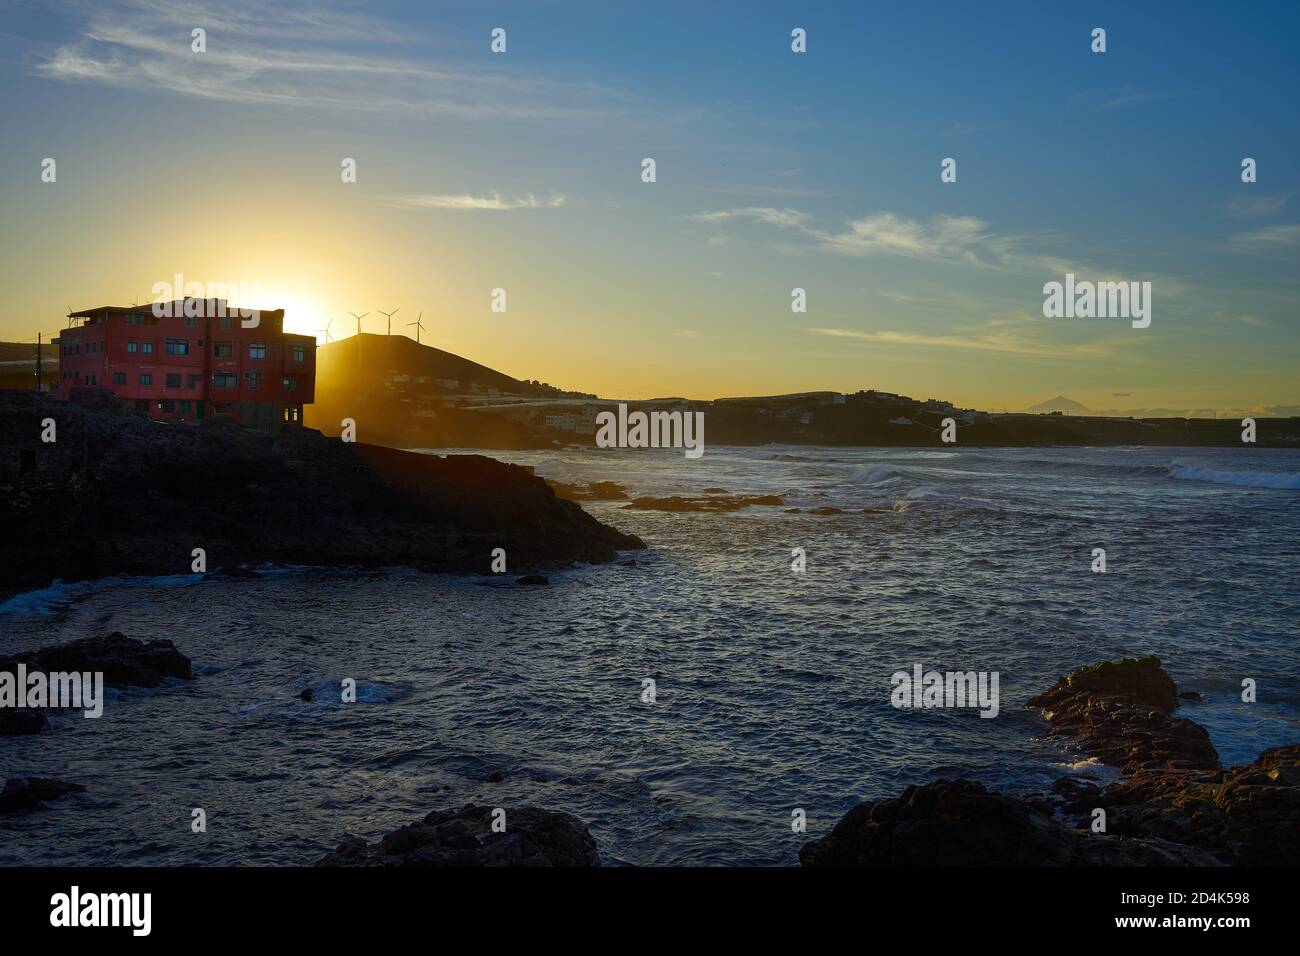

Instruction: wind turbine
[378,307,399,336]
[348,311,369,337]
[407,312,425,344]
[318,318,334,343]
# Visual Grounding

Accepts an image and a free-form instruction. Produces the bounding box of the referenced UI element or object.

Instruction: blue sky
[1,0,1296,411]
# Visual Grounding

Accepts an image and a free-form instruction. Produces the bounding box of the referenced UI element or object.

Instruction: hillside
[1024,395,1091,415]
[0,341,58,391]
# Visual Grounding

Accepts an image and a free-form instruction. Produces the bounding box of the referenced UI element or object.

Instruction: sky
[1,0,1297,412]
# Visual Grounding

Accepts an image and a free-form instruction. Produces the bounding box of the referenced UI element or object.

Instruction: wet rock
[809,506,844,515]
[0,778,86,814]
[701,487,729,494]
[623,494,784,513]
[0,709,49,736]
[316,804,600,867]
[1179,691,1203,701]
[516,575,549,586]
[1027,656,1217,773]
[799,779,1218,866]
[545,479,629,502]
[298,688,315,702]
[203,565,263,581]
[0,632,192,692]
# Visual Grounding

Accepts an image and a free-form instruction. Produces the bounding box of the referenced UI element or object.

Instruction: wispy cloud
[385,193,566,212]
[35,0,625,121]
[691,206,1071,273]
[1228,224,1300,248]
[1223,194,1288,219]
[1073,86,1172,111]
[807,327,1112,358]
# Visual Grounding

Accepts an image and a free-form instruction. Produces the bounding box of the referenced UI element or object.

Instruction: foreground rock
[804,656,1298,866]
[0,778,85,814]
[623,494,783,513]
[1,633,192,735]
[316,805,600,867]
[799,778,1218,866]
[0,391,645,600]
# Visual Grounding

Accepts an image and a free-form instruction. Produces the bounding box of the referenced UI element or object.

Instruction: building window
[135,400,149,412]
[282,376,298,391]
[113,372,126,385]
[141,342,154,354]
[139,373,152,385]
[292,346,305,362]
[187,374,201,388]
[219,316,233,329]
[246,371,261,390]
[124,314,144,325]
[126,342,138,353]
[183,316,198,327]
[214,342,233,358]
[159,400,175,412]
[165,338,189,355]
[166,373,182,388]
[213,373,237,388]
[248,343,267,359]
[180,401,191,413]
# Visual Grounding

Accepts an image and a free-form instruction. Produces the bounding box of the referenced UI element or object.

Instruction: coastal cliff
[0,390,643,601]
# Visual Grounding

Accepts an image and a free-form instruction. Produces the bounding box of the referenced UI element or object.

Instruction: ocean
[2,444,1297,865]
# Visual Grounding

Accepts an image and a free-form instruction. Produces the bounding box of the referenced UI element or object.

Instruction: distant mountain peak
[1025,395,1092,414]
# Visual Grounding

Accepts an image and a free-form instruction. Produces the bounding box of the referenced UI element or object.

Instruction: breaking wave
[1168,465,1300,490]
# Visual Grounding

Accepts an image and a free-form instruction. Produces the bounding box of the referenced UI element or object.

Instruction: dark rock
[808,506,844,515]
[516,575,549,586]
[621,559,637,566]
[299,688,315,702]
[799,779,1218,866]
[0,778,86,814]
[545,479,629,502]
[316,804,600,867]
[1,632,191,692]
[1179,691,1203,701]
[701,487,729,494]
[1027,656,1217,773]
[203,565,263,581]
[0,709,49,736]
[0,391,645,601]
[623,494,784,513]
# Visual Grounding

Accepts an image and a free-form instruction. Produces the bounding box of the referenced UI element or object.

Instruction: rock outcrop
[1027,656,1219,773]
[0,778,85,814]
[799,778,1219,866]
[1,632,192,735]
[316,804,601,867]
[0,390,644,600]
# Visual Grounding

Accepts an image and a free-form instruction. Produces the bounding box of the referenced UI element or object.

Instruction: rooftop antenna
[407,312,424,344]
[378,307,399,336]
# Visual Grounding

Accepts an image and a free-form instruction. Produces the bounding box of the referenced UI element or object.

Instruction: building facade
[54,300,315,429]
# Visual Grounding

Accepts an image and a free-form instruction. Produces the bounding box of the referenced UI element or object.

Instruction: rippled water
[2,445,1298,866]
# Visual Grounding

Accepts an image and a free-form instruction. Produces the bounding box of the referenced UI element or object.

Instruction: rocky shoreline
[5,633,1293,866]
[801,656,1299,866]
[0,390,644,601]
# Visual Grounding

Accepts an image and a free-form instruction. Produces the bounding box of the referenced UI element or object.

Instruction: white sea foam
[1169,465,1300,490]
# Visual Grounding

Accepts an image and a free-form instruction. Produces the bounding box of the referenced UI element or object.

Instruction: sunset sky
[2,0,1297,412]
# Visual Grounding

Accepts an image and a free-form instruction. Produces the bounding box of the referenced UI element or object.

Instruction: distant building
[54,300,315,430]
